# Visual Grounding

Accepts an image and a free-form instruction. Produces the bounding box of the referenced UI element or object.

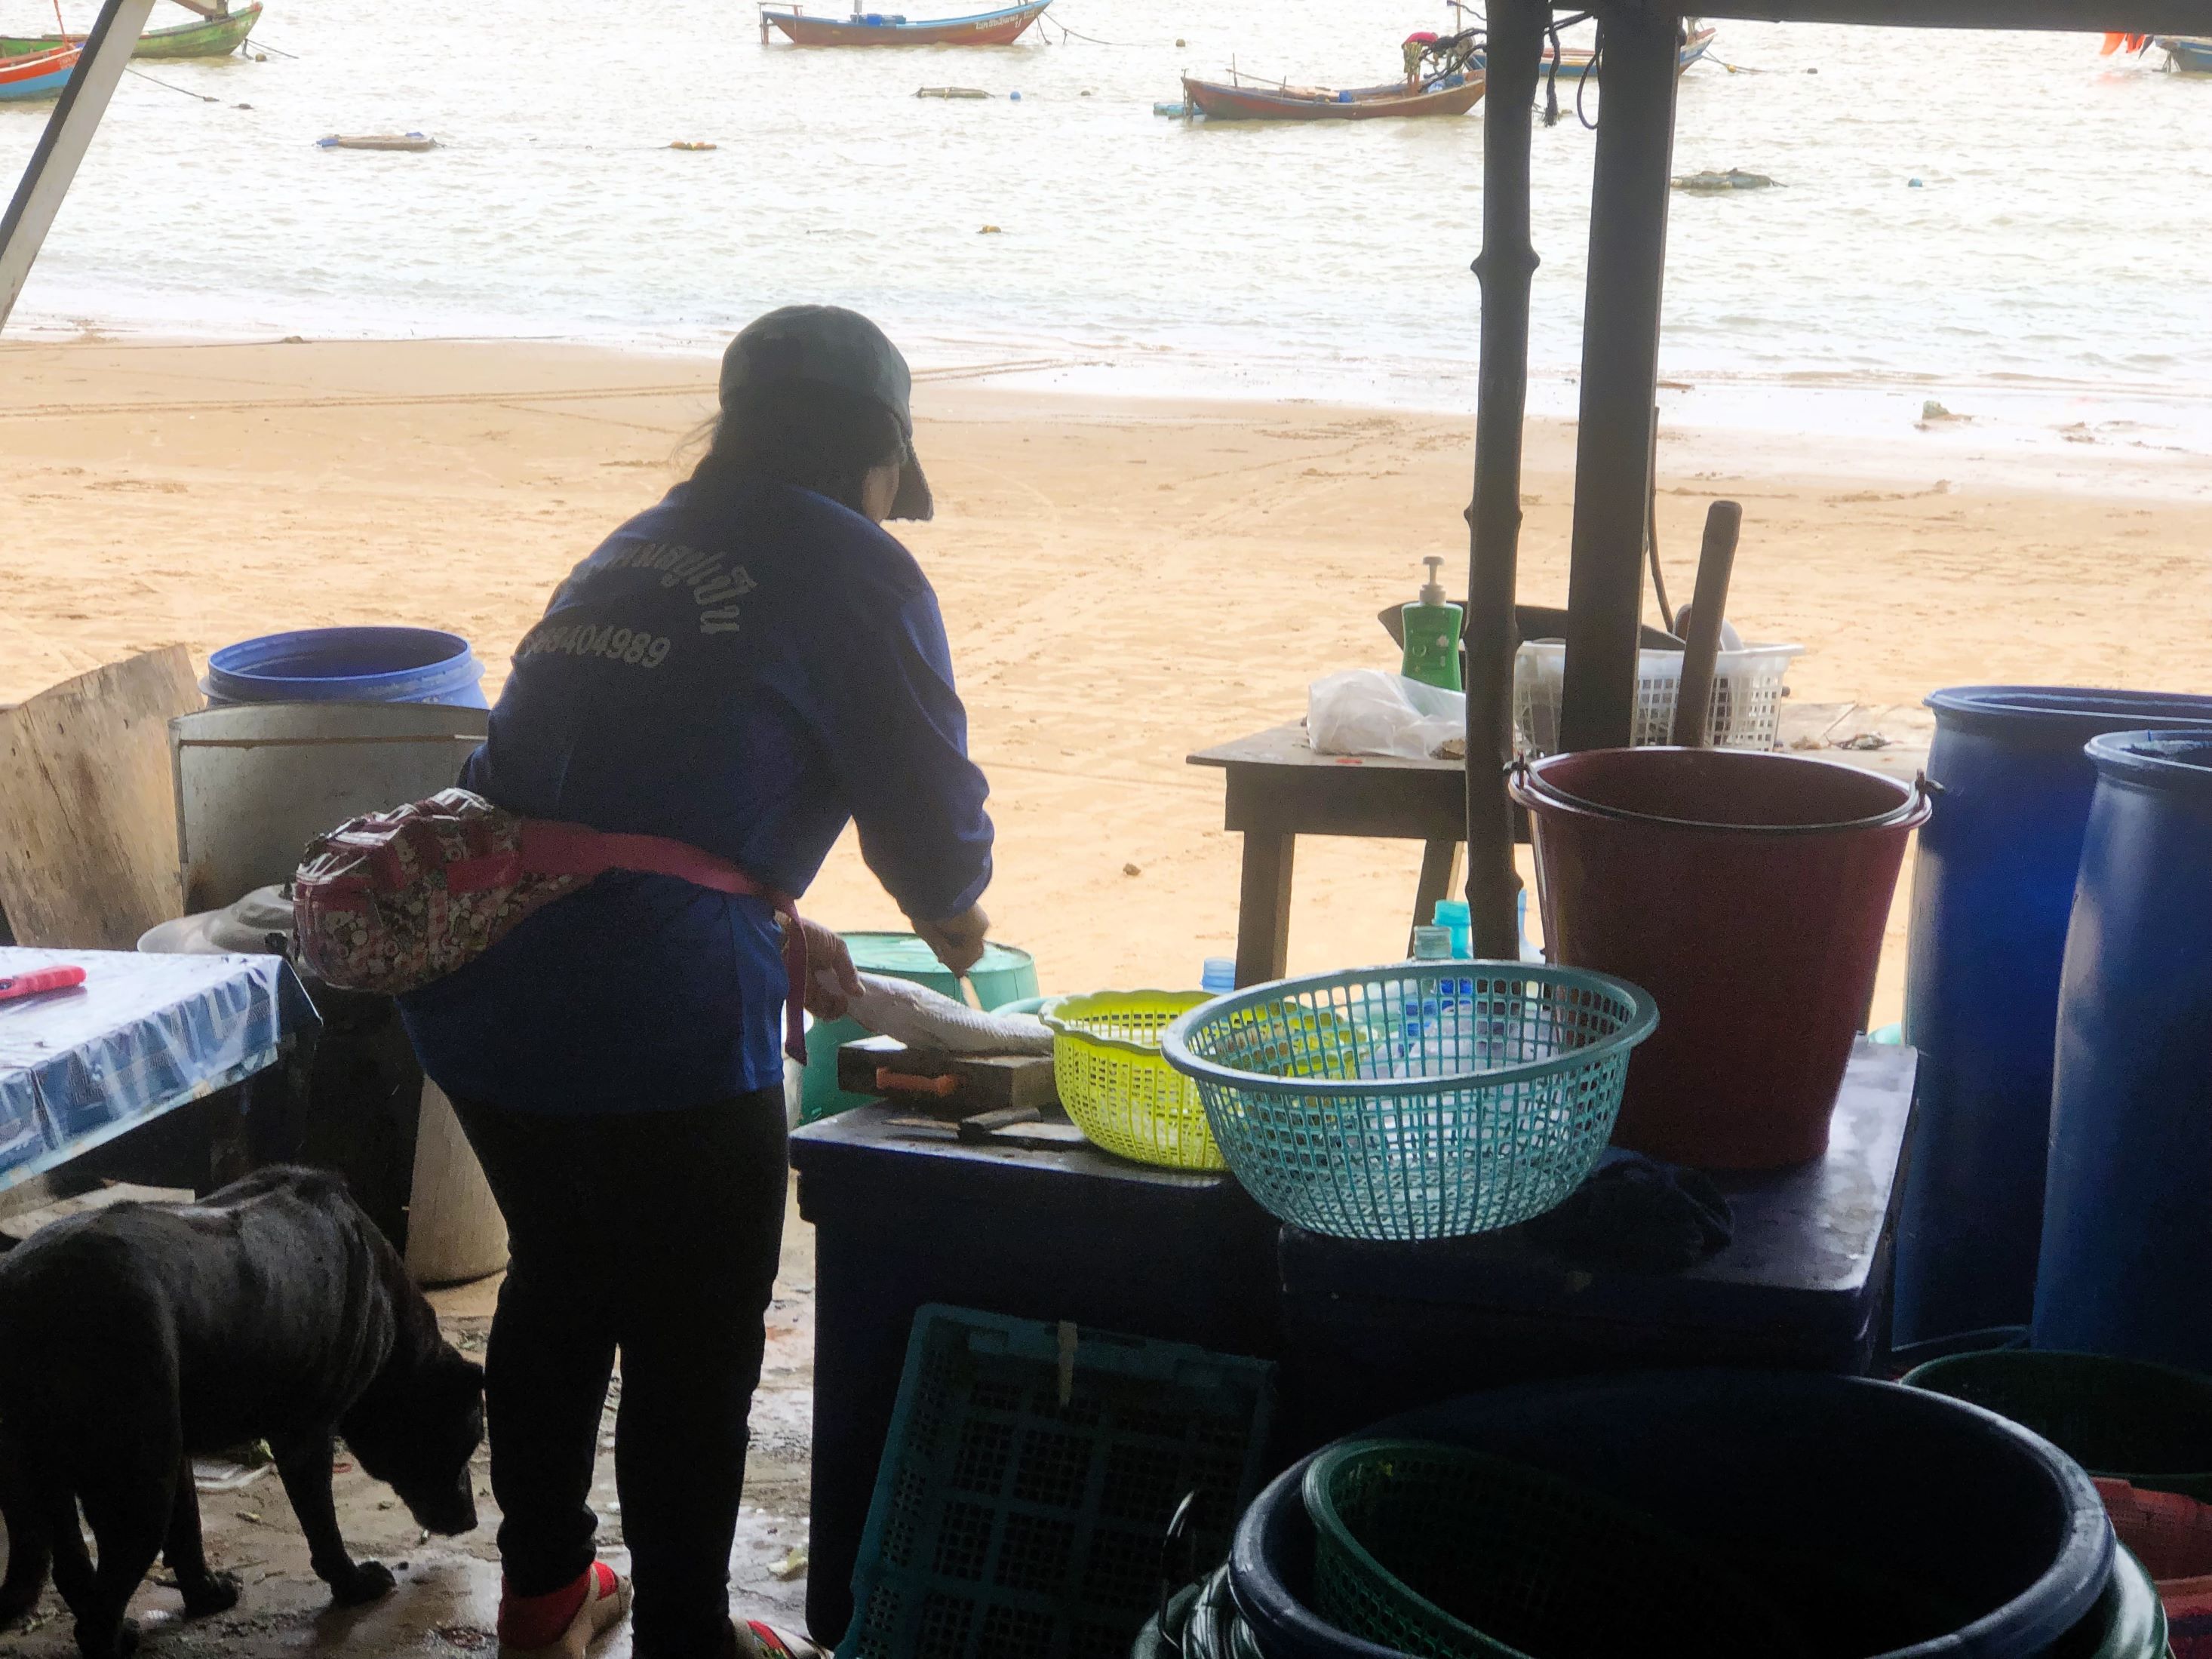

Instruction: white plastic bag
[1307,670,1466,760]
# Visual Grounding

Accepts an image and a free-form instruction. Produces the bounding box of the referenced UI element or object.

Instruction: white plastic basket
[1513,640,1804,757]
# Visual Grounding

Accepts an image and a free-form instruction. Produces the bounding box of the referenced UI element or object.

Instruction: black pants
[453,1089,788,1659]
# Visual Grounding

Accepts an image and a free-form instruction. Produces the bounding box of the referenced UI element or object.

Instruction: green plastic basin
[797,933,1040,1123]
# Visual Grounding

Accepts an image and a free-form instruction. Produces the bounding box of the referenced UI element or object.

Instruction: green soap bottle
[1399,556,1464,692]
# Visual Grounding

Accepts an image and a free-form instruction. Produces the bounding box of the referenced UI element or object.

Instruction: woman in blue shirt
[403,307,993,1659]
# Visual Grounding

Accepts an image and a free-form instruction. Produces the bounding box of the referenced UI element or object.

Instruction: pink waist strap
[518,819,807,1065]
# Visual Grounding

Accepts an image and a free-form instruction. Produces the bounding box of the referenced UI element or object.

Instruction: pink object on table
[0,966,86,1002]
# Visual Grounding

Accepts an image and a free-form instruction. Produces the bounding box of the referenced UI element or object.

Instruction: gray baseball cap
[719,304,933,521]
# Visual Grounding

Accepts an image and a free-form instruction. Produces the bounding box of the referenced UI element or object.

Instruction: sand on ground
[7,336,2212,1025]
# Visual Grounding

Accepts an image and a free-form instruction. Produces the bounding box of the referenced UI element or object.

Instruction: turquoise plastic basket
[1160,963,1657,1241]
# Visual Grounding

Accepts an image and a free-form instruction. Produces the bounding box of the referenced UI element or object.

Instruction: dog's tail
[0,1424,51,1624]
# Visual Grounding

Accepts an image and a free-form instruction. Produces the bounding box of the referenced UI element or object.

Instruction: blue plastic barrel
[204,627,488,708]
[1895,687,2212,1346]
[2035,732,2212,1370]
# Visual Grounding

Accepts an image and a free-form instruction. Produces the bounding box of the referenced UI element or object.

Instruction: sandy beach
[8,336,2212,1022]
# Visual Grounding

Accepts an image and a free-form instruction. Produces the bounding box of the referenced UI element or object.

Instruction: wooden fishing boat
[0,43,76,100]
[0,2,261,60]
[2157,35,2212,72]
[758,0,1049,47]
[1469,24,1714,79]
[317,132,437,152]
[1179,69,1483,121]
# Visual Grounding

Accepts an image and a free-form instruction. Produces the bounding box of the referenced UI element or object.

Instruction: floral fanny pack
[293,788,806,1062]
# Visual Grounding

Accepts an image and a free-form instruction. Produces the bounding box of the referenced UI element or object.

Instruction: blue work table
[1275,1040,1919,1451]
[0,946,320,1204]
[790,1099,1281,1648]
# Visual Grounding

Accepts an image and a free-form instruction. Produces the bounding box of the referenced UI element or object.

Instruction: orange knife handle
[874,1067,960,1098]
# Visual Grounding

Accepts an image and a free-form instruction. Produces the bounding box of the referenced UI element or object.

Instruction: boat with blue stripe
[758,0,1049,47]
[1470,23,1714,81]
[0,43,78,101]
[2158,35,2212,72]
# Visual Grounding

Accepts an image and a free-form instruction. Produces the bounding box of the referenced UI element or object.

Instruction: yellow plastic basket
[1042,991,1224,1171]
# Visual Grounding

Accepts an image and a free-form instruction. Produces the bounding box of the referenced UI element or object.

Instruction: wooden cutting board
[0,647,200,948]
[836,1034,1060,1114]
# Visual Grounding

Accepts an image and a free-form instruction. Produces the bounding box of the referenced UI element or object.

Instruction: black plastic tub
[1227,1371,2115,1659]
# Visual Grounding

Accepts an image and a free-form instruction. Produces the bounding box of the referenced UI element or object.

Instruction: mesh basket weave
[1513,640,1802,757]
[1303,1440,1812,1659]
[841,1307,1274,1659]
[1160,963,1657,1242]
[1043,991,1222,1170]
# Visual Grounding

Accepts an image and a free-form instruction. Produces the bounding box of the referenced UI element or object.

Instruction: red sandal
[498,1562,632,1659]
[740,1618,828,1658]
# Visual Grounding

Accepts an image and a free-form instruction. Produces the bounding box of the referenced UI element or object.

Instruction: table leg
[1234,833,1295,988]
[204,1090,253,1192]
[1409,839,1464,955]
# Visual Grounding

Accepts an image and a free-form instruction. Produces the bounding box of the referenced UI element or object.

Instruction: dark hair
[693,379,906,516]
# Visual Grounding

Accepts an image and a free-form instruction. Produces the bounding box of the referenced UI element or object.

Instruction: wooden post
[1559,5,1682,754]
[1668,500,1743,746]
[1463,0,1547,961]
[0,0,154,333]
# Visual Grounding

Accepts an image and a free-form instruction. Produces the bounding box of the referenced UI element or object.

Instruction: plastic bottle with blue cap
[1430,895,1541,961]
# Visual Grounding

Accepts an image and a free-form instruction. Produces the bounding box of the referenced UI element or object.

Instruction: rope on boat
[247,35,301,58]
[125,65,218,102]
[1041,15,1143,47]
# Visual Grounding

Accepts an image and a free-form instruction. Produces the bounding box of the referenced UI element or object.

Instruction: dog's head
[341,1341,485,1538]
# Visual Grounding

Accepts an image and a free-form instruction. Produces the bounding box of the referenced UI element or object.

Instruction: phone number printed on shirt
[520,620,673,669]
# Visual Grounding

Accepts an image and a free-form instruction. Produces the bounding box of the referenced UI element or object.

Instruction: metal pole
[1463,0,1547,960]
[0,0,154,333]
[1558,2,1681,753]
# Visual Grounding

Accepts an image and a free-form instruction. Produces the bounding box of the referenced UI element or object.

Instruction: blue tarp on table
[0,947,319,1190]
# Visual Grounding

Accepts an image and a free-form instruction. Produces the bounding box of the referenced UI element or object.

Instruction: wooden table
[1188,724,1482,987]
[1187,702,1933,988]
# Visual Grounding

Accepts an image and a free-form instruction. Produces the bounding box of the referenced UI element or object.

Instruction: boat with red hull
[0,43,77,101]
[758,0,1049,46]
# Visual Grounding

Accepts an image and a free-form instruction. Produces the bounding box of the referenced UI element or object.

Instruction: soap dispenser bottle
[1399,556,1464,691]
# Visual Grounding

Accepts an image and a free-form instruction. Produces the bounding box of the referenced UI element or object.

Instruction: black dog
[0,1166,485,1659]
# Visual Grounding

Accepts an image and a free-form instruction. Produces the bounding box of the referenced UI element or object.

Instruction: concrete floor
[0,1190,820,1659]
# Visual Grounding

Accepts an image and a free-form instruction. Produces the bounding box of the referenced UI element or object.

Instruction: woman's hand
[914,903,990,976]
[787,914,863,1020]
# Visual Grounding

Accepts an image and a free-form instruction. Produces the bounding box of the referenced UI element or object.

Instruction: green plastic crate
[840,1307,1273,1659]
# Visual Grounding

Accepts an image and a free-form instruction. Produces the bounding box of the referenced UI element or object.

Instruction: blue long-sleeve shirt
[400,472,994,1114]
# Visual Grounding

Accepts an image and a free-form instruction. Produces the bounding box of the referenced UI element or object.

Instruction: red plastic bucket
[1510,748,1928,1169]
